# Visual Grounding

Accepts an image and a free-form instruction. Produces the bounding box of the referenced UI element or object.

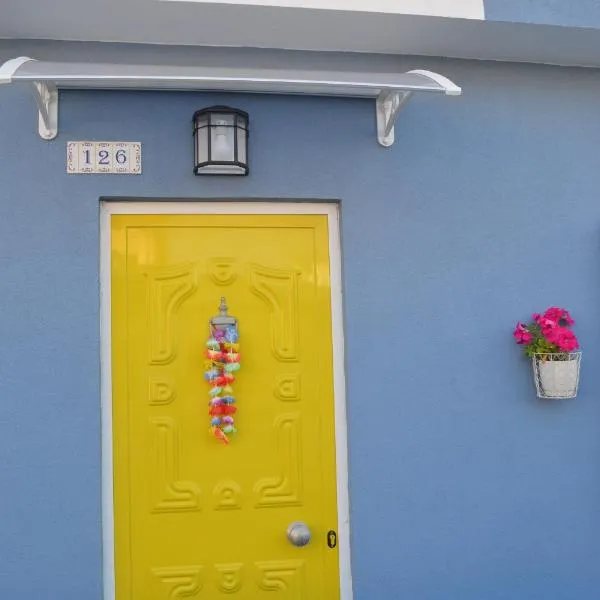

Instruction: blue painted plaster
[485,0,600,29]
[2,59,600,599]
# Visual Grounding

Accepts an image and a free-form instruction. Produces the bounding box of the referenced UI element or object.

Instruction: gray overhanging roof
[1,57,461,96]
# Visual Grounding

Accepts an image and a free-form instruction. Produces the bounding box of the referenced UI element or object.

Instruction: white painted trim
[99,203,115,600]
[326,205,353,600]
[100,201,352,600]
[407,69,462,96]
[0,56,33,84]
[160,0,485,20]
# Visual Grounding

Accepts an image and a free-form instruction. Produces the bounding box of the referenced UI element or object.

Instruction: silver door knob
[286,521,311,547]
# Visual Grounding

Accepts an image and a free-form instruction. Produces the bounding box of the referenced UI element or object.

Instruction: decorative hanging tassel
[205,324,240,444]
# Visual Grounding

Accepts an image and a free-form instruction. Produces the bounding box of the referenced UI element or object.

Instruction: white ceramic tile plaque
[67,141,141,174]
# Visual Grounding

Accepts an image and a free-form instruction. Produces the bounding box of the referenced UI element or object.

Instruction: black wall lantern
[193,106,249,176]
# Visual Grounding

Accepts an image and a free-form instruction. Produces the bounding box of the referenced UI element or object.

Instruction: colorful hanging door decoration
[205,297,241,444]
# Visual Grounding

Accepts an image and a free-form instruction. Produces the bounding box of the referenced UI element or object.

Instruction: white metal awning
[0,56,462,145]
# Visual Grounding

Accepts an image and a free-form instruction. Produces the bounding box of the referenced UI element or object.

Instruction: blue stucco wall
[2,58,600,599]
[485,0,600,29]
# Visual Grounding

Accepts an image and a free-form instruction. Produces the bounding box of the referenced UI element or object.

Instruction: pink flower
[513,323,533,345]
[543,307,563,322]
[543,306,575,326]
[539,318,557,335]
[552,327,579,352]
[515,308,579,355]
[562,311,575,326]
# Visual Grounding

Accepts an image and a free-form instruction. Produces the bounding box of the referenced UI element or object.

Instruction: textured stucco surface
[485,0,600,28]
[1,55,600,599]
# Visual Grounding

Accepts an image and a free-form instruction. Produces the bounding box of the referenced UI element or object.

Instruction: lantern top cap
[193,106,249,122]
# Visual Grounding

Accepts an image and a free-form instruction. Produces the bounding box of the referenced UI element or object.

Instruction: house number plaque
[66,141,141,174]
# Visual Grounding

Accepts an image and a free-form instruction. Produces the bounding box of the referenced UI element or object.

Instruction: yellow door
[111,213,341,599]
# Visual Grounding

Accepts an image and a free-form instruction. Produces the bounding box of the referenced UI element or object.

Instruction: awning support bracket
[376,90,413,147]
[30,81,58,140]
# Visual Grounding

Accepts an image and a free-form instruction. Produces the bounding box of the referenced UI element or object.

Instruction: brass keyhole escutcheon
[327,530,337,549]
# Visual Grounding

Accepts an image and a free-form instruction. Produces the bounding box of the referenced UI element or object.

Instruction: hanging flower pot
[513,307,581,399]
[532,352,581,399]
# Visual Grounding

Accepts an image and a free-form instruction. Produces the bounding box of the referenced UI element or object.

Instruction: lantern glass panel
[237,127,246,164]
[210,117,235,162]
[196,113,209,127]
[195,125,209,165]
[210,112,235,127]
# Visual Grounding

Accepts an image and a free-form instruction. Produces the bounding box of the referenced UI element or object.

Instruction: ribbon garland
[205,325,241,444]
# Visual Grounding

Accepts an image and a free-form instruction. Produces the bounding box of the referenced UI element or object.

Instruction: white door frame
[99,201,353,600]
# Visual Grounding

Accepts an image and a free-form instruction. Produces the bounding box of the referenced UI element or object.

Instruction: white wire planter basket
[532,352,581,399]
